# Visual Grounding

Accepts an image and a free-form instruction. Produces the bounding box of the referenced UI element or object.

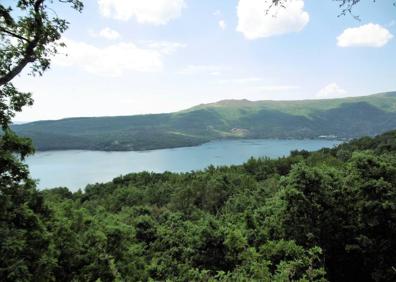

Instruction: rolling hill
[13,91,396,151]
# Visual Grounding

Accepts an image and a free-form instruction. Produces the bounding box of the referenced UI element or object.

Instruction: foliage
[0,1,82,281]
[2,130,392,281]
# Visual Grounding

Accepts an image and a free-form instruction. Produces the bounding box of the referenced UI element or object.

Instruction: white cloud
[236,0,309,40]
[88,27,121,40]
[179,65,229,76]
[337,23,393,48]
[140,40,186,54]
[98,27,121,40]
[219,20,226,30]
[316,83,347,99]
[54,38,182,76]
[98,0,185,25]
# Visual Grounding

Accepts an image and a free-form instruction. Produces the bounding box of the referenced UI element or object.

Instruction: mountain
[13,91,396,151]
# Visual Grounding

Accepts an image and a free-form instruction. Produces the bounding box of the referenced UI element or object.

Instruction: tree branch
[0,0,45,86]
[0,27,31,42]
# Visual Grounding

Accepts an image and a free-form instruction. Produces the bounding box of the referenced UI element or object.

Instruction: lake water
[26,139,342,191]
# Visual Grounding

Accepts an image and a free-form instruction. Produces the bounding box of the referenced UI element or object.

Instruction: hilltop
[13,91,396,151]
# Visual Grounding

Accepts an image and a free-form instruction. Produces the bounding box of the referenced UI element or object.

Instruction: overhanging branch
[0,0,45,86]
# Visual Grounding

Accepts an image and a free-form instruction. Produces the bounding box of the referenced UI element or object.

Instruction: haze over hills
[13,91,396,151]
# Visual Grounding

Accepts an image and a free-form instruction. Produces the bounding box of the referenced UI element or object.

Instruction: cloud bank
[54,39,183,76]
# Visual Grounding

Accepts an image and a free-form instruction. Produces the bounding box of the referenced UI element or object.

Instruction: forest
[2,130,396,281]
[13,92,396,151]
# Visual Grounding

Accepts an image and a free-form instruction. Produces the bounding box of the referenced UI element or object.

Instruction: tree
[0,0,83,122]
[0,1,82,280]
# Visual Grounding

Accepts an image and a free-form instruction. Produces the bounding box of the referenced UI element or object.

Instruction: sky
[9,0,396,121]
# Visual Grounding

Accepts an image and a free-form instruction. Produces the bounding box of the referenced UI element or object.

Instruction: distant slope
[13,91,396,151]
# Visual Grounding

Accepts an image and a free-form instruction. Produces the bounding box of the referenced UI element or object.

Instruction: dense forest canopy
[1,130,395,281]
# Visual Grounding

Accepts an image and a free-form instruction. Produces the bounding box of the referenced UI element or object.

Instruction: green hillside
[9,130,396,281]
[13,91,396,151]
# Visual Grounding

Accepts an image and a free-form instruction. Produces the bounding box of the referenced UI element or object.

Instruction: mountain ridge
[13,91,396,151]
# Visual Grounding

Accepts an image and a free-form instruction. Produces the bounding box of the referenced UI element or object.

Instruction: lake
[26,139,342,191]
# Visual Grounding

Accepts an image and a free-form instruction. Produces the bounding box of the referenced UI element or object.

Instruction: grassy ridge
[190,91,396,116]
[13,91,396,151]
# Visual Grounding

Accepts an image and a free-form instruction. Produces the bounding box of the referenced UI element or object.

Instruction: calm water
[26,139,341,191]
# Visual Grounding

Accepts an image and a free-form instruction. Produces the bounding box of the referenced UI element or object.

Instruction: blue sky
[11,0,396,121]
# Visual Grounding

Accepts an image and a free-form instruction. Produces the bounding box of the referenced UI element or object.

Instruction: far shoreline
[31,137,346,153]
